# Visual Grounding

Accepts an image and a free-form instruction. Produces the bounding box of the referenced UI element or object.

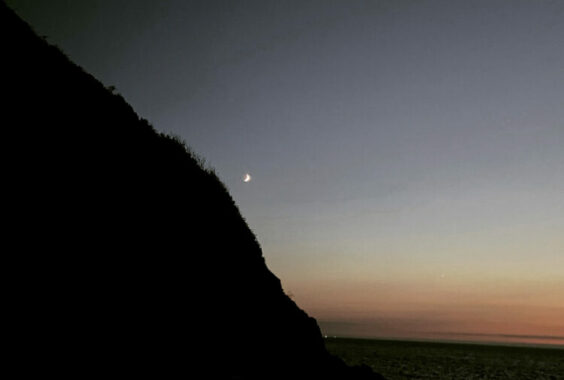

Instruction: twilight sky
[9,0,564,346]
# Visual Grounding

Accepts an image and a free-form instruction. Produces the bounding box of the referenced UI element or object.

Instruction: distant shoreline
[323,336,564,350]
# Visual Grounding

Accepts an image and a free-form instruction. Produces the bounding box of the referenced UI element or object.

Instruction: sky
[8,0,564,346]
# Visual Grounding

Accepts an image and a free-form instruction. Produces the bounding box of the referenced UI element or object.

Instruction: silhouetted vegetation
[2,2,383,378]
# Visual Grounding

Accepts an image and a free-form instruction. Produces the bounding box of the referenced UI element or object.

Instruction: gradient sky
[9,0,564,346]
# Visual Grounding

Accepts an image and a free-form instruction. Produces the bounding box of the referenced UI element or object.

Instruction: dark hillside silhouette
[2,2,382,378]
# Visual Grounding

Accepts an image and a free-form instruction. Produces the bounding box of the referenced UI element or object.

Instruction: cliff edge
[2,2,382,378]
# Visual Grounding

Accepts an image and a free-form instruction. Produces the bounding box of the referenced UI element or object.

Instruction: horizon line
[433,331,564,341]
[323,335,564,349]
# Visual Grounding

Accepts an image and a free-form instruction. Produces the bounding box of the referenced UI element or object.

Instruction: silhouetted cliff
[2,2,382,378]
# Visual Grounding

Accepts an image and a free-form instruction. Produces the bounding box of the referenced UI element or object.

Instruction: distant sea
[325,337,564,380]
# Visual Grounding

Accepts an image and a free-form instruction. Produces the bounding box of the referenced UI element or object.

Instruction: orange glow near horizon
[260,201,564,347]
[284,272,564,346]
[271,234,564,347]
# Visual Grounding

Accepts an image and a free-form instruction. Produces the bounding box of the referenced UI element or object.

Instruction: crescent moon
[243,173,252,183]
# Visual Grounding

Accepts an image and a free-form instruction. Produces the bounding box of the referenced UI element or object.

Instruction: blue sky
[9,0,564,344]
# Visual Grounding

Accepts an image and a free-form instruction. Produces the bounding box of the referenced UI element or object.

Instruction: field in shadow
[325,338,564,380]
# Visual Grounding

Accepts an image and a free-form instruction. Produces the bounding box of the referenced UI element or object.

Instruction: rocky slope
[2,2,382,378]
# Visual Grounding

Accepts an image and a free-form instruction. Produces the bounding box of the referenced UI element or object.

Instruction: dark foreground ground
[325,337,564,380]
